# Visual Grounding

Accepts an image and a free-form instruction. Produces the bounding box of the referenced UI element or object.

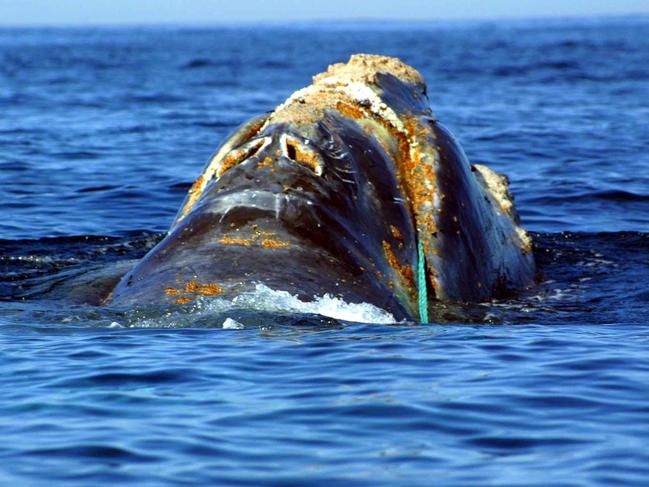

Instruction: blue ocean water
[2,17,649,485]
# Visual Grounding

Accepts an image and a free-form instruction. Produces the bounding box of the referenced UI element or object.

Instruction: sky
[1,0,648,26]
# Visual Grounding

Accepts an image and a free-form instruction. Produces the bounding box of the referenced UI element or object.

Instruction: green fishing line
[417,239,429,323]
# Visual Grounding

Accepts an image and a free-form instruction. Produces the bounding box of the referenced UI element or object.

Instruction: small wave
[51,150,101,160]
[589,190,649,202]
[183,58,211,69]
[77,185,121,193]
[128,283,396,328]
[533,190,649,203]
[493,60,582,77]
[230,283,396,324]
[259,60,293,69]
[125,93,187,103]
[181,58,231,69]
[26,444,159,463]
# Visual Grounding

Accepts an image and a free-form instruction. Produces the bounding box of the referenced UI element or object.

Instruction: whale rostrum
[108,54,535,322]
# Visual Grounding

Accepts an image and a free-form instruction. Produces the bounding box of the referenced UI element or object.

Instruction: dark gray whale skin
[109,55,535,321]
[109,115,418,320]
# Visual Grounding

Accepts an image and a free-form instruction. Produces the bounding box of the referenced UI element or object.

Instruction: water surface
[2,18,649,485]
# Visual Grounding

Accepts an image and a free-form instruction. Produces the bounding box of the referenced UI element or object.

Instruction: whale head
[109,54,534,320]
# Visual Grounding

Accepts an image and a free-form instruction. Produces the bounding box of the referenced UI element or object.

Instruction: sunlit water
[2,18,649,485]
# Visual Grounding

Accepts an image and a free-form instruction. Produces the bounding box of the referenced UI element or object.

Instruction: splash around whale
[107,54,535,322]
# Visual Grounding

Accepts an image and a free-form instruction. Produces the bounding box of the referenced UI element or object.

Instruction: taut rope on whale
[108,54,535,322]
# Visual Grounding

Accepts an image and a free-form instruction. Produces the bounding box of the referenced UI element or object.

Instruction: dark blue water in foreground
[2,18,649,485]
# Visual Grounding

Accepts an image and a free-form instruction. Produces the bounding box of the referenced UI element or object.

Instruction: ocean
[1,17,649,485]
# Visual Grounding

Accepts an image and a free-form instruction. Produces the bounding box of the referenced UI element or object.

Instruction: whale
[108,54,535,322]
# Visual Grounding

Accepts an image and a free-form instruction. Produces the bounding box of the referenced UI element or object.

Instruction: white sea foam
[222,317,245,329]
[128,283,396,328]
[229,283,396,324]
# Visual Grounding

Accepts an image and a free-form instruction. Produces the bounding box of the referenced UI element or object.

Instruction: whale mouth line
[203,188,317,213]
[185,188,322,227]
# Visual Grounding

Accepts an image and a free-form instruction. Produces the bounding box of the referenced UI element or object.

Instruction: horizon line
[0,12,647,29]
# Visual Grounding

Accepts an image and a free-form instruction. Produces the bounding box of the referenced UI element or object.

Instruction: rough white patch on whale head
[263,75,409,137]
[262,86,313,126]
[334,81,408,132]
